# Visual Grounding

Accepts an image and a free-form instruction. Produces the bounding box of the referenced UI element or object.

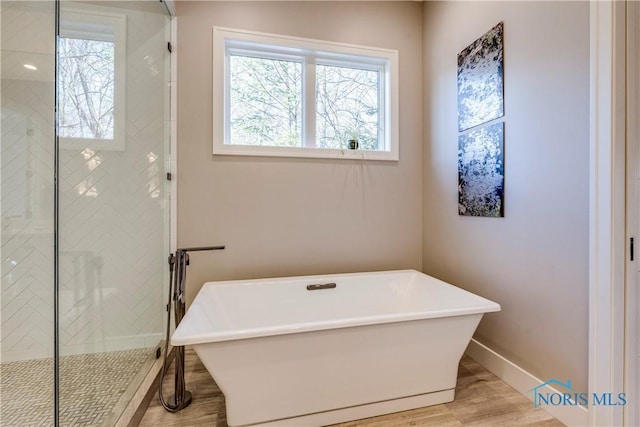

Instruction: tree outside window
[58,37,115,140]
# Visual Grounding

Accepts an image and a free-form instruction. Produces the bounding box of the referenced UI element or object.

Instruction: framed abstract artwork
[457,22,504,132]
[458,122,504,217]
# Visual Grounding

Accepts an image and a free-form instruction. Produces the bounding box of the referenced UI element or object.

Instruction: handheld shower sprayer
[159,245,225,412]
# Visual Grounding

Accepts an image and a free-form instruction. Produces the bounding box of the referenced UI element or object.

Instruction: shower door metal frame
[53,1,60,423]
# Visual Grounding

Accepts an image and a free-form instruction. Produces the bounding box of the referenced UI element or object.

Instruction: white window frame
[212,26,399,161]
[59,9,126,151]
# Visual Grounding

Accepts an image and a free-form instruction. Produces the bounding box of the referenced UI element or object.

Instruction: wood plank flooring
[139,348,564,427]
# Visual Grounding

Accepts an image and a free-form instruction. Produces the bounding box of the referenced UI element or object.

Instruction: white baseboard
[465,339,589,427]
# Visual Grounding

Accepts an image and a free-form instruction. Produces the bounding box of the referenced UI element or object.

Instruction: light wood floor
[139,348,564,427]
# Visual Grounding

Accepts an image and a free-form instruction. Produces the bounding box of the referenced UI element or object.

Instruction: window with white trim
[213,27,399,161]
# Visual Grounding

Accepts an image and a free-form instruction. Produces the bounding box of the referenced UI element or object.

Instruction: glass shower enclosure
[0,1,172,425]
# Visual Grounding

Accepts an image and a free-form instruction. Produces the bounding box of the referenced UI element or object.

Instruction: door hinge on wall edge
[167,42,172,53]
[166,172,172,181]
[631,237,635,261]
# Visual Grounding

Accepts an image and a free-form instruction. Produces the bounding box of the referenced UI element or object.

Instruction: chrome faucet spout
[176,245,225,252]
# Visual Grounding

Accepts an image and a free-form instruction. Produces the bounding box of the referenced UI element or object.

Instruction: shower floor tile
[0,348,154,427]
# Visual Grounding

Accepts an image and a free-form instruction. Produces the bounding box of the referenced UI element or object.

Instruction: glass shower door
[0,1,56,425]
[57,1,171,425]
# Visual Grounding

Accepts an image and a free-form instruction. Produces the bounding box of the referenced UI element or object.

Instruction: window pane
[59,38,115,140]
[229,55,302,147]
[316,65,379,150]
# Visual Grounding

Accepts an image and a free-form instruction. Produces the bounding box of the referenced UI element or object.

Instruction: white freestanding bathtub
[172,269,500,427]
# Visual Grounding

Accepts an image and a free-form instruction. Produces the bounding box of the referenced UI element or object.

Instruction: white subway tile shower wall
[1,3,168,362]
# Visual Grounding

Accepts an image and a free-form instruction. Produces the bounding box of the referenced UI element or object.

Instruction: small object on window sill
[348,139,359,150]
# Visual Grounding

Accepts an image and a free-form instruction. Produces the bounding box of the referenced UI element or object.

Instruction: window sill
[213,144,398,161]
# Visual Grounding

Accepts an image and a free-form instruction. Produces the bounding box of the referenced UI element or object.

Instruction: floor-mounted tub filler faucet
[159,245,225,412]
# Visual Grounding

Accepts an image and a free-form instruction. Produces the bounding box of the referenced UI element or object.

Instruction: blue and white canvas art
[457,22,504,132]
[458,122,504,217]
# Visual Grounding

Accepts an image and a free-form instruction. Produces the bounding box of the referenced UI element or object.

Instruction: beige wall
[177,0,590,392]
[422,1,590,392]
[176,2,424,304]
